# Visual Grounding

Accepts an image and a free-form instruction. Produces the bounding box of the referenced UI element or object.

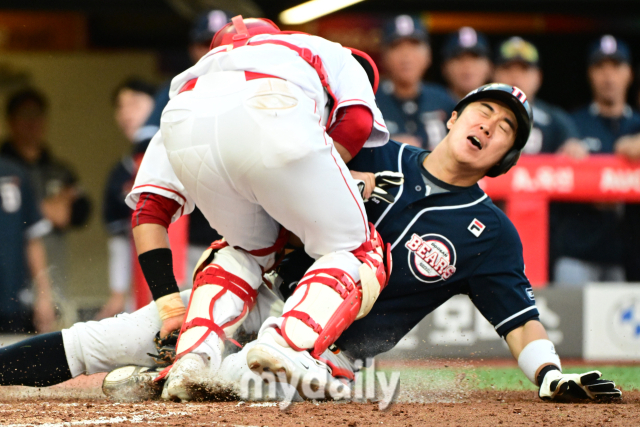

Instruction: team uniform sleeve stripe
[25,219,53,240]
[131,184,187,203]
[332,99,388,147]
[132,192,181,230]
[326,105,373,158]
[494,305,538,331]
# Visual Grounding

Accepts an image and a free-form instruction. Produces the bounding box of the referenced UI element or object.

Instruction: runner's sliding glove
[539,369,622,400]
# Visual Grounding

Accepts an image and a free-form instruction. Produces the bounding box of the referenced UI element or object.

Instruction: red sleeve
[132,192,181,229]
[327,104,374,158]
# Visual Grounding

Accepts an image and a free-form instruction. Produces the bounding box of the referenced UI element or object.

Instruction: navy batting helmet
[454,83,533,177]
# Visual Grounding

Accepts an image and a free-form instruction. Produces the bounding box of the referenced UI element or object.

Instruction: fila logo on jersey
[468,218,485,237]
[405,233,457,283]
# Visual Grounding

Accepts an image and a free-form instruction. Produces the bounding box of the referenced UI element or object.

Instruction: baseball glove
[147,329,180,366]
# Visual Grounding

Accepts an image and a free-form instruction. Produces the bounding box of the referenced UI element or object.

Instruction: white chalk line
[235,401,278,408]
[1,410,189,427]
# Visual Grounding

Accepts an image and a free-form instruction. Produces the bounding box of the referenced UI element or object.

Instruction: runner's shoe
[102,365,164,402]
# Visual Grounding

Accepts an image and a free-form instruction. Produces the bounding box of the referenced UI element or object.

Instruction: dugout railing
[481,154,640,286]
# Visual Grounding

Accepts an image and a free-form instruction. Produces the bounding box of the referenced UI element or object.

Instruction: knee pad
[191,239,228,282]
[176,244,261,358]
[192,229,288,277]
[352,223,391,319]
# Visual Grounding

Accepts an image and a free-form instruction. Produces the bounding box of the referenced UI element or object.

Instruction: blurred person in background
[630,71,640,282]
[493,37,584,282]
[376,14,456,150]
[96,78,156,320]
[0,88,92,292]
[441,27,493,101]
[137,10,230,141]
[555,35,640,286]
[493,37,583,156]
[0,157,55,333]
[136,11,228,281]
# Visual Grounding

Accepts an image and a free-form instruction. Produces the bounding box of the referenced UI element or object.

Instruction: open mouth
[468,136,482,150]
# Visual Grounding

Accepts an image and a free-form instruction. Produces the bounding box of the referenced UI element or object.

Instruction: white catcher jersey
[126,33,389,222]
[168,33,389,147]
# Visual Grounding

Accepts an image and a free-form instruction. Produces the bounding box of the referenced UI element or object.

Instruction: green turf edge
[373,366,640,391]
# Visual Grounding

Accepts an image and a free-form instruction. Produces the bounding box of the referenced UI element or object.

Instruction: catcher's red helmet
[210,15,280,50]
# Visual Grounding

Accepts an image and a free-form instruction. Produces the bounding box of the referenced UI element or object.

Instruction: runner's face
[445,100,517,173]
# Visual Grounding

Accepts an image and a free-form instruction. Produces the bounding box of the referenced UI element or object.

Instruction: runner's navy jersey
[277,140,540,359]
[335,141,539,359]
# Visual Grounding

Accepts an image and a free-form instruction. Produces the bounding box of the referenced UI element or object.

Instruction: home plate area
[0,368,639,426]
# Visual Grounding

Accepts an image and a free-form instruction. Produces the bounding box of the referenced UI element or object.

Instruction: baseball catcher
[126,15,391,401]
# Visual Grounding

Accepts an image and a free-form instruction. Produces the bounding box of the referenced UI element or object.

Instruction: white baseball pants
[159,71,369,263]
[61,287,281,377]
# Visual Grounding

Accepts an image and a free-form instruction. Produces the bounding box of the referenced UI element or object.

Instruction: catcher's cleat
[102,365,164,402]
[161,332,224,402]
[246,327,351,401]
[161,354,208,402]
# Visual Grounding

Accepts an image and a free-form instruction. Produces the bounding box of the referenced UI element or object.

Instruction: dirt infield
[1,391,638,426]
[1,374,638,427]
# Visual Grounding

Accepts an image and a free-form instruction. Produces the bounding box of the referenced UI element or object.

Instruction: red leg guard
[175,264,257,358]
[279,223,391,358]
[281,268,361,358]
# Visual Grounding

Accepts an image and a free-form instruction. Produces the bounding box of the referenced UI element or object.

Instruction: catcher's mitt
[147,329,180,366]
[355,171,404,204]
